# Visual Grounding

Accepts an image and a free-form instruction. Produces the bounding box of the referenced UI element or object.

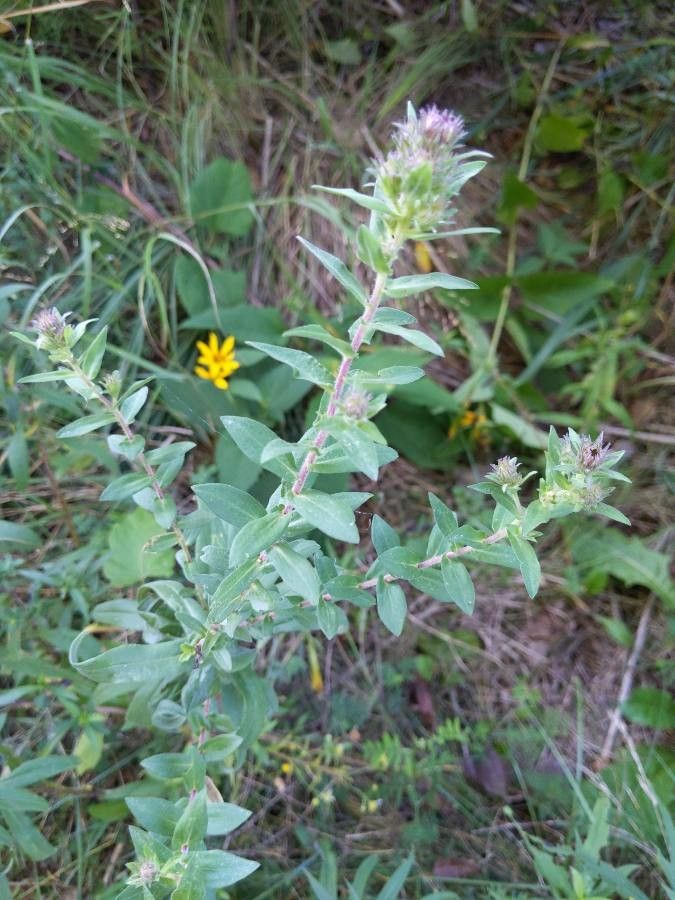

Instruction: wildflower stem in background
[195,332,239,390]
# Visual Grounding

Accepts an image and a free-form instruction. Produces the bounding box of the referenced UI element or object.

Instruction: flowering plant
[13,103,628,896]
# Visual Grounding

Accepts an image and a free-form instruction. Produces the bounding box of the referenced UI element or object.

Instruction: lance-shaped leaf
[229,509,290,567]
[385,272,478,298]
[69,634,185,683]
[441,557,475,613]
[370,321,443,356]
[376,578,407,636]
[284,324,353,357]
[268,542,320,603]
[509,533,541,598]
[297,237,367,305]
[247,341,332,387]
[312,185,391,215]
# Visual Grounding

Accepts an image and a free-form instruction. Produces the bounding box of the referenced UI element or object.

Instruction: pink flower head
[418,105,465,145]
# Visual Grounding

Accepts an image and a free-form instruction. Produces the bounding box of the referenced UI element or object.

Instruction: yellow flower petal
[195,365,211,380]
[213,377,229,390]
[222,335,235,355]
[196,340,210,357]
[208,332,219,353]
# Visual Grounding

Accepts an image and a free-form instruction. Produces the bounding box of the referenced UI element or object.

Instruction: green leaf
[69,634,185,684]
[107,433,145,461]
[189,158,254,237]
[622,688,675,730]
[324,38,361,65]
[385,272,477,298]
[18,369,79,385]
[2,755,76,788]
[79,326,108,379]
[312,185,391,214]
[126,797,178,836]
[356,224,389,274]
[428,493,459,538]
[206,802,252,836]
[172,789,207,851]
[0,520,40,549]
[371,321,443,356]
[229,510,290,566]
[441,558,475,613]
[102,508,175,587]
[362,365,425,385]
[317,600,343,639]
[375,853,414,900]
[192,483,265,528]
[120,386,148,423]
[497,170,538,225]
[509,533,541,598]
[491,404,547,449]
[57,412,116,438]
[284,324,353,357]
[220,416,295,479]
[207,558,261,623]
[191,849,259,889]
[293,490,359,543]
[268,543,320,604]
[371,514,400,555]
[322,419,380,480]
[537,113,589,153]
[297,237,367,305]
[247,341,332,386]
[376,579,407,636]
[73,728,104,774]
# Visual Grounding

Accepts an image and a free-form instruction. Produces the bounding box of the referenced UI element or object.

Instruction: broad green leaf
[69,634,185,684]
[376,579,407,636]
[102,508,175,587]
[206,802,252,836]
[192,483,265,528]
[126,797,178,836]
[360,365,424,385]
[622,688,675,730]
[322,419,379,480]
[2,810,55,860]
[428,493,459,538]
[509,533,541,598]
[297,237,367,305]
[73,728,104,774]
[441,558,475,613]
[247,341,332,386]
[220,416,295,479]
[537,113,589,152]
[385,272,477,298]
[189,158,254,237]
[269,542,320,604]
[191,849,259,889]
[293,490,359,543]
[229,510,290,566]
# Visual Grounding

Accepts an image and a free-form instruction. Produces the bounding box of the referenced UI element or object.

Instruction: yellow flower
[194,332,240,390]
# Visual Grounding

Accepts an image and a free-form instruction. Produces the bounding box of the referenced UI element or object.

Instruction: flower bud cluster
[375,103,478,233]
[486,456,523,489]
[341,388,372,421]
[539,429,623,513]
[30,306,86,361]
